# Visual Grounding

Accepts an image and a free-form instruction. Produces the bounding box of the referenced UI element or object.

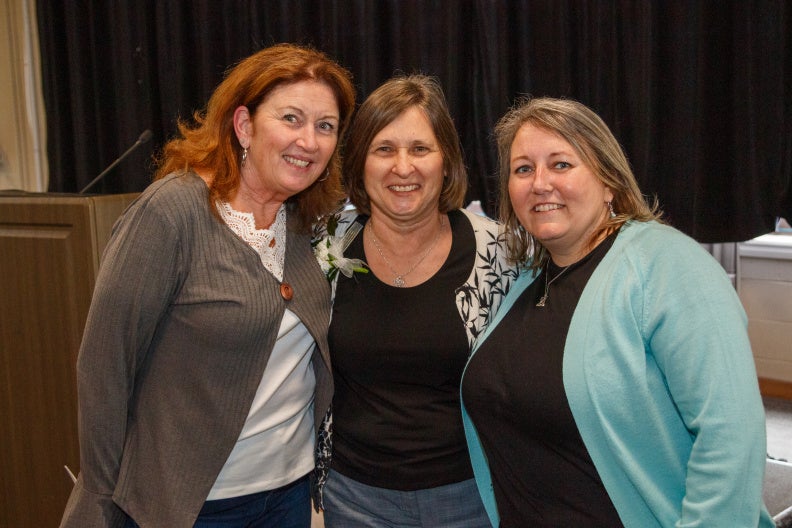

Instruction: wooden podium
[0,192,138,528]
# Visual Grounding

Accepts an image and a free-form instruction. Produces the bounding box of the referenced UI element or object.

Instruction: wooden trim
[759,378,792,400]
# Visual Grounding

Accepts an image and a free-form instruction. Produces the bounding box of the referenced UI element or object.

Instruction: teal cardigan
[461,221,774,527]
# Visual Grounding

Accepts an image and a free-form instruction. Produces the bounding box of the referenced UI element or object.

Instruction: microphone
[80,129,153,194]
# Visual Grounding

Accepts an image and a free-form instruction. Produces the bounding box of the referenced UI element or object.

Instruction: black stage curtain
[37,0,791,242]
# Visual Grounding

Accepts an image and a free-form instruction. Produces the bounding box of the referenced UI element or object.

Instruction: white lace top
[217,201,287,281]
[210,200,316,499]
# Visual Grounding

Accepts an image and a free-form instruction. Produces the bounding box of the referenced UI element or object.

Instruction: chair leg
[775,505,792,528]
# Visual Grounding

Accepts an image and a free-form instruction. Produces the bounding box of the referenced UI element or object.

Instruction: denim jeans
[124,475,310,528]
[323,469,490,528]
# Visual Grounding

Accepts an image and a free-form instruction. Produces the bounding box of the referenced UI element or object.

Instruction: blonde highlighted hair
[494,96,662,269]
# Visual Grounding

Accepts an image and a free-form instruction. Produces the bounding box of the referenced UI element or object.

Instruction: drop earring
[607,201,616,218]
[241,147,248,167]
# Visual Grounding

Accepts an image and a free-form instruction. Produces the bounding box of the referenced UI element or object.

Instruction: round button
[280,282,293,301]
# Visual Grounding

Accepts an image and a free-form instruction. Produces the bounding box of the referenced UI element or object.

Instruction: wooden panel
[740,279,792,323]
[759,378,792,400]
[739,256,792,282]
[748,320,792,363]
[755,358,792,385]
[0,193,136,528]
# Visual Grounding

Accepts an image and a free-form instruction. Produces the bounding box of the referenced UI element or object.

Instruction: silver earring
[607,201,616,218]
[241,147,248,167]
[318,168,329,182]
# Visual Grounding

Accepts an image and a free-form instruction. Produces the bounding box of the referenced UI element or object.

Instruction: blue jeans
[323,470,490,528]
[124,475,310,528]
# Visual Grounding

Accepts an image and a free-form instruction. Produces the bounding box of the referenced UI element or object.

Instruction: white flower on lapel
[313,213,368,281]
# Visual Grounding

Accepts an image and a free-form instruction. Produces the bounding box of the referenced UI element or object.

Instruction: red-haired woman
[60,43,355,528]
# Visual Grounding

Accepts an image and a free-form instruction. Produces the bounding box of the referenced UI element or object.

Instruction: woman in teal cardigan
[461,96,775,527]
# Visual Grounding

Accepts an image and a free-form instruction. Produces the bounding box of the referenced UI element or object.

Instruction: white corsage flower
[313,214,368,282]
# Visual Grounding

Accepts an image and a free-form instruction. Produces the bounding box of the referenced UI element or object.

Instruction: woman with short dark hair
[313,74,517,528]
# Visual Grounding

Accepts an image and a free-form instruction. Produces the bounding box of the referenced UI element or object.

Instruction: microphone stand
[80,129,152,194]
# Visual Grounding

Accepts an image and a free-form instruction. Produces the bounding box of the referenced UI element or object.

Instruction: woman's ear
[233,105,251,148]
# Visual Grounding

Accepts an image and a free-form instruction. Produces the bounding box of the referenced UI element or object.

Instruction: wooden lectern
[0,192,138,528]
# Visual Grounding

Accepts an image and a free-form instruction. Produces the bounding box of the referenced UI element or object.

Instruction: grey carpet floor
[764,397,792,520]
[766,396,792,463]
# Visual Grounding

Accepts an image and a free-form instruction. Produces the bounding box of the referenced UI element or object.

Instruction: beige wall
[0,0,47,191]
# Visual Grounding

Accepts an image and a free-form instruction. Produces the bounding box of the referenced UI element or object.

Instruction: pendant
[536,294,548,307]
[393,276,406,288]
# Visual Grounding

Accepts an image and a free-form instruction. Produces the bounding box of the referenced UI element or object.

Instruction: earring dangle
[607,201,616,218]
[318,168,330,182]
[241,147,248,167]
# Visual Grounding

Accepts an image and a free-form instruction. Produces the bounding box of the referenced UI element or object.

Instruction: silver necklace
[367,216,444,287]
[536,262,571,307]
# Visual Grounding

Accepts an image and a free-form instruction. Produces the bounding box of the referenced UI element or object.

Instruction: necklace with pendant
[536,262,571,307]
[367,216,444,288]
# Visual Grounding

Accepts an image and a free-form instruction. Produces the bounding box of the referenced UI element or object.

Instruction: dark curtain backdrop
[37,0,791,242]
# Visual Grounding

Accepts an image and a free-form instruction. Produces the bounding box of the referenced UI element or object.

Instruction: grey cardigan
[60,173,333,528]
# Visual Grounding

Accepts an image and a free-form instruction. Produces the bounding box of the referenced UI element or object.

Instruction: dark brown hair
[342,74,467,215]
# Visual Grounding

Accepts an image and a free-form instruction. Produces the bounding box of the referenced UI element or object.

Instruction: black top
[329,210,476,490]
[462,231,623,527]
[329,211,475,490]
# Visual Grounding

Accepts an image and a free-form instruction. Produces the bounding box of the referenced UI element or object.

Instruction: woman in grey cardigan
[60,43,355,528]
